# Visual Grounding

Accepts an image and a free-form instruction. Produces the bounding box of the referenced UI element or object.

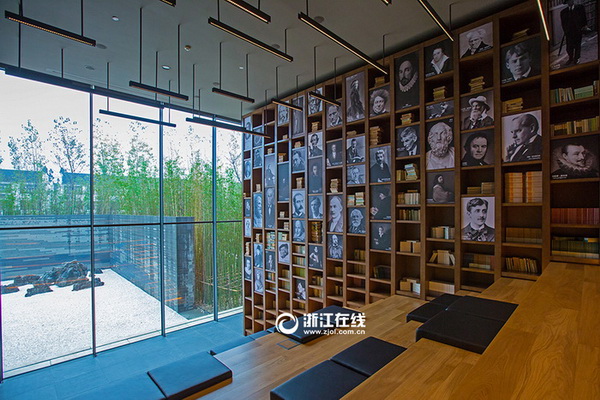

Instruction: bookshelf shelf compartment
[426,263,455,270]
[501,271,539,281]
[461,267,494,275]
[395,290,420,299]
[502,242,543,249]
[551,178,600,184]
[396,251,420,257]
[550,255,600,265]
[551,224,600,229]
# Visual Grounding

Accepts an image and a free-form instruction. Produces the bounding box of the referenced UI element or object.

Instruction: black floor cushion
[330,336,407,377]
[209,335,253,355]
[147,352,232,400]
[416,310,505,354]
[406,302,447,323]
[70,374,166,400]
[447,295,518,322]
[430,293,462,307]
[270,360,368,400]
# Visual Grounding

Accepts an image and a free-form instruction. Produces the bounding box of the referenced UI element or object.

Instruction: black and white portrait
[264,187,276,229]
[265,251,276,272]
[278,104,290,125]
[426,118,455,170]
[278,242,290,264]
[461,130,494,166]
[244,198,251,217]
[371,222,392,251]
[253,243,264,268]
[426,171,455,204]
[291,147,306,173]
[327,234,343,259]
[327,103,343,128]
[370,146,392,183]
[308,131,324,158]
[308,195,324,219]
[370,184,391,220]
[461,197,495,242]
[308,245,323,269]
[328,195,344,233]
[253,193,263,228]
[295,279,306,300]
[549,0,598,71]
[460,22,493,58]
[346,71,366,122]
[253,130,263,148]
[292,189,306,218]
[308,158,323,194]
[425,39,453,77]
[370,85,390,116]
[426,100,454,120]
[253,148,263,168]
[244,218,251,237]
[254,269,264,293]
[278,163,290,201]
[396,126,420,157]
[501,37,541,84]
[347,164,366,185]
[395,52,420,110]
[244,159,252,180]
[461,91,494,130]
[326,139,343,167]
[244,256,252,280]
[347,136,366,164]
[551,136,599,180]
[292,95,305,137]
[309,87,324,115]
[502,110,542,162]
[243,131,252,151]
[293,220,306,242]
[348,207,367,234]
[264,154,276,187]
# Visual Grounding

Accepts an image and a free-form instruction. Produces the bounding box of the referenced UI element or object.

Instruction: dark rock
[40,268,61,285]
[25,284,53,297]
[13,275,40,286]
[1,285,19,294]
[55,261,88,287]
[72,277,105,291]
[94,268,103,274]
[94,277,105,287]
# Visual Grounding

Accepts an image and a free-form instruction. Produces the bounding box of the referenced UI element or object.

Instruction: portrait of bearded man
[426,120,455,170]
[552,138,600,180]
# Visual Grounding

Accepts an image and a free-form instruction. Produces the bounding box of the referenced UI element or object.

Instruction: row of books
[398,209,420,221]
[292,244,305,254]
[466,182,494,195]
[266,232,276,250]
[311,275,323,286]
[430,249,456,265]
[505,257,539,274]
[330,178,341,193]
[551,208,600,225]
[399,240,421,253]
[369,126,383,146]
[552,236,599,259]
[397,163,419,181]
[505,227,542,244]
[550,81,599,104]
[347,192,365,206]
[400,113,415,125]
[463,253,493,270]
[353,249,366,261]
[505,171,542,203]
[349,263,366,275]
[550,116,600,136]
[502,97,523,113]
[398,190,420,205]
[373,265,391,279]
[431,226,455,240]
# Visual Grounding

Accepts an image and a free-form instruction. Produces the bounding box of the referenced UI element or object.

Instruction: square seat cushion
[270,360,367,400]
[148,352,232,400]
[330,336,407,377]
[209,335,253,355]
[70,374,165,400]
[406,302,447,323]
[447,295,518,322]
[430,293,462,307]
[277,315,324,344]
[416,310,505,354]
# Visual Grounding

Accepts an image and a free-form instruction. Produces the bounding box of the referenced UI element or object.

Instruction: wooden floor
[203,262,598,399]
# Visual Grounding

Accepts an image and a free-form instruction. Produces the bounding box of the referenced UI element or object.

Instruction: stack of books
[279,211,286,218]
[311,121,321,132]
[266,147,274,154]
[266,232,276,250]
[431,226,455,239]
[430,249,455,265]
[466,182,494,195]
[375,76,386,86]
[397,190,420,205]
[310,221,323,243]
[396,163,419,181]
[525,171,542,203]
[511,28,529,41]
[292,256,306,266]
[502,98,524,113]
[505,172,524,203]
[505,257,538,274]
[347,195,355,206]
[278,232,289,241]
[255,184,262,192]
[398,209,420,221]
[312,275,323,285]
[552,236,599,259]
[295,177,304,189]
[400,113,414,125]
[278,153,287,162]
[254,233,262,242]
[330,178,340,193]
[551,208,600,224]
[283,222,290,230]
[355,192,365,206]
[399,240,421,253]
[399,277,420,294]
[433,86,447,101]
[551,116,600,136]
[353,249,366,261]
[469,76,485,92]
[369,126,383,146]
[505,227,542,244]
[463,253,493,270]
[293,141,303,148]
[346,130,358,137]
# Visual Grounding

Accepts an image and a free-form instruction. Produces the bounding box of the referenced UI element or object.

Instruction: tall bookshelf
[242,0,600,334]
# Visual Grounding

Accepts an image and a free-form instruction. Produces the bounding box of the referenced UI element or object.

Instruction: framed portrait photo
[551,136,599,180]
[308,195,324,219]
[244,218,251,237]
[308,131,324,159]
[253,148,263,168]
[326,139,343,167]
[278,104,290,125]
[394,52,420,110]
[291,147,306,173]
[253,193,263,228]
[326,103,343,128]
[295,278,306,300]
[346,135,366,164]
[243,159,252,180]
[501,37,541,84]
[264,187,276,229]
[426,100,454,120]
[369,85,390,116]
[291,95,305,137]
[502,110,542,163]
[278,163,290,201]
[244,256,252,280]
[292,189,306,218]
[265,250,276,272]
[425,39,453,77]
[243,131,252,151]
[293,219,306,242]
[254,270,264,293]
[461,129,494,167]
[425,118,455,170]
[347,164,366,185]
[396,126,421,157]
[346,71,366,122]
[308,245,323,269]
[308,158,323,194]
[369,146,392,183]
[460,22,493,58]
[308,87,324,115]
[327,234,343,259]
[460,90,494,131]
[426,171,455,204]
[348,207,367,234]
[370,184,391,220]
[328,195,344,233]
[278,242,290,264]
[371,222,392,251]
[253,243,264,268]
[244,198,251,217]
[264,154,276,187]
[461,196,496,242]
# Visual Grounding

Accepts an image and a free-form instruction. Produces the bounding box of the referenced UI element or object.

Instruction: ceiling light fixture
[381,0,391,5]
[298,12,387,74]
[271,64,302,112]
[186,116,269,137]
[5,0,96,47]
[224,0,271,23]
[212,43,255,103]
[100,109,176,127]
[308,46,340,107]
[535,0,550,41]
[416,0,453,41]
[162,65,171,70]
[111,16,120,21]
[159,0,176,6]
[208,17,293,62]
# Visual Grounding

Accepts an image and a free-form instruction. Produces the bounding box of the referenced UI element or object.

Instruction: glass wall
[0,71,243,378]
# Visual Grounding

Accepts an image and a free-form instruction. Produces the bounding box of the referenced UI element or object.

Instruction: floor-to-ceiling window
[0,71,243,378]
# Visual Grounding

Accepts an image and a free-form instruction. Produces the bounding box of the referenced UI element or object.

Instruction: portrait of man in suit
[308,158,323,194]
[253,193,262,228]
[309,196,323,219]
[503,112,542,162]
[327,103,343,128]
[371,223,391,251]
[348,208,366,234]
[461,197,495,242]
[308,132,323,158]
[396,126,420,157]
[395,52,420,110]
[327,140,343,167]
[346,136,365,164]
[460,23,493,58]
[327,234,343,259]
[502,39,541,84]
[328,195,344,233]
[426,40,452,77]
[292,190,306,218]
[265,187,276,229]
[461,93,494,130]
[561,0,590,65]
